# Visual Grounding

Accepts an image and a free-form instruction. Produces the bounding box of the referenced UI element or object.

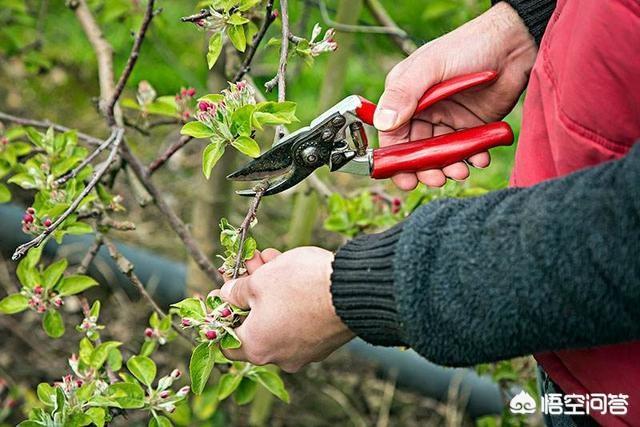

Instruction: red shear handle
[370,122,513,179]
[356,71,499,126]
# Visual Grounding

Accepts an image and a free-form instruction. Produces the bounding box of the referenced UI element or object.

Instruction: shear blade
[227,139,295,181]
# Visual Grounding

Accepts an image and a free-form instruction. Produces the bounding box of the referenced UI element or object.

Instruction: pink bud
[34,285,43,295]
[145,328,154,338]
[236,81,247,91]
[76,380,83,387]
[205,330,217,340]
[160,390,170,399]
[37,304,46,313]
[171,369,181,379]
[27,207,35,214]
[177,385,190,397]
[220,307,232,318]
[195,19,205,27]
[22,213,34,223]
[198,101,210,112]
[53,298,63,307]
[186,88,196,97]
[181,318,191,327]
[181,88,187,97]
[44,218,52,227]
[392,198,401,207]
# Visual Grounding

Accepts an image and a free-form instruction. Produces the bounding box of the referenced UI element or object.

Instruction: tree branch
[364,0,416,55]
[232,183,267,279]
[319,0,409,37]
[0,111,103,146]
[106,0,157,125]
[12,128,125,261]
[231,0,276,82]
[180,8,211,23]
[55,128,119,186]
[146,135,192,175]
[76,234,103,275]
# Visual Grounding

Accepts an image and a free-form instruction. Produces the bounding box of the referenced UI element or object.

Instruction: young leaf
[90,300,101,318]
[43,309,65,338]
[252,370,289,403]
[43,259,68,289]
[79,337,95,364]
[91,341,122,369]
[171,297,206,320]
[0,183,10,203]
[227,13,249,25]
[0,293,29,314]
[207,32,223,69]
[140,340,157,357]
[217,373,243,400]
[106,382,145,409]
[230,104,255,136]
[231,136,260,158]
[85,407,106,427]
[233,377,258,405]
[202,142,225,179]
[36,383,56,406]
[180,121,215,139]
[242,237,257,260]
[227,24,246,52]
[57,275,98,296]
[220,332,241,349]
[127,355,157,387]
[108,347,123,371]
[149,415,173,427]
[190,343,215,395]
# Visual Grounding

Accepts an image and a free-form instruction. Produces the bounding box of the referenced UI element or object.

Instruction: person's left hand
[214,247,355,372]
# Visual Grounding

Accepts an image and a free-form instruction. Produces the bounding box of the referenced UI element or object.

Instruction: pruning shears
[227,71,514,196]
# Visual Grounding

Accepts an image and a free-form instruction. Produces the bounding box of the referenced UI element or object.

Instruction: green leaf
[24,127,44,148]
[127,355,157,387]
[90,300,101,318]
[107,347,123,371]
[43,309,65,338]
[238,0,261,11]
[79,337,94,364]
[85,407,106,427]
[230,104,255,136]
[198,94,224,103]
[242,237,256,260]
[217,373,243,400]
[227,24,246,52]
[207,32,223,69]
[227,13,249,25]
[180,121,214,139]
[91,341,122,369]
[220,332,241,349]
[233,378,258,405]
[171,297,206,320]
[202,142,225,179]
[140,340,157,357]
[43,259,68,289]
[57,275,98,296]
[64,222,94,235]
[0,293,29,314]
[37,382,56,406]
[252,370,289,403]
[231,136,260,158]
[106,382,145,409]
[149,415,173,427]
[253,101,298,126]
[0,183,10,203]
[190,343,215,395]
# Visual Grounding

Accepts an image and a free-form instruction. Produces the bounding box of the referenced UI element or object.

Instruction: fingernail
[220,280,236,299]
[373,108,397,131]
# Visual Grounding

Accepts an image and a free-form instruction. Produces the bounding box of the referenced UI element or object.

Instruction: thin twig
[180,8,211,23]
[76,234,104,275]
[0,111,103,145]
[319,0,408,37]
[267,0,290,142]
[55,128,118,185]
[106,0,157,125]
[231,0,276,82]
[364,0,416,55]
[12,128,125,261]
[102,237,194,344]
[232,183,267,279]
[146,135,192,175]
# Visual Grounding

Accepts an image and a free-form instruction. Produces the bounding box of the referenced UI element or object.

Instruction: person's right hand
[375,2,537,190]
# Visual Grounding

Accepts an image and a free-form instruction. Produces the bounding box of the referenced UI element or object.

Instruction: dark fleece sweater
[494,0,556,45]
[330,144,640,367]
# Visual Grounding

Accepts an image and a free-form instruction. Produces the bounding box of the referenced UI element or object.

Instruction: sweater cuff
[493,0,556,45]
[330,223,408,347]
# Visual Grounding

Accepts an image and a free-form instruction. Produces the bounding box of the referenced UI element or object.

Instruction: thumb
[220,277,252,309]
[374,83,418,131]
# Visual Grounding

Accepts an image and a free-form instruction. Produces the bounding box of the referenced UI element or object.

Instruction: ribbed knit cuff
[493,0,556,45]
[330,223,408,347]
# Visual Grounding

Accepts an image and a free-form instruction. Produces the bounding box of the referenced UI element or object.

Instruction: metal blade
[226,139,295,181]
[235,165,314,197]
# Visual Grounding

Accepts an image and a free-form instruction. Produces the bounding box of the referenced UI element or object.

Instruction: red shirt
[511,0,640,425]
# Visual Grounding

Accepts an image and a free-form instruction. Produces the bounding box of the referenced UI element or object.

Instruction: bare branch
[12,128,125,261]
[102,237,194,344]
[146,135,193,175]
[232,183,267,279]
[319,0,409,38]
[180,8,211,23]
[76,234,103,275]
[364,0,416,55]
[232,0,276,82]
[0,111,103,146]
[106,0,158,125]
[55,128,119,186]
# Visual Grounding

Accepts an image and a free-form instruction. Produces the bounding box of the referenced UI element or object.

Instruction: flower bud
[22,213,34,223]
[176,385,190,397]
[205,329,217,340]
[171,369,181,379]
[186,88,196,97]
[220,307,232,318]
[198,101,211,112]
[34,285,43,295]
[43,218,52,227]
[53,298,63,308]
[181,318,191,327]
[37,304,46,313]
[144,328,154,338]
[27,207,35,214]
[159,390,170,399]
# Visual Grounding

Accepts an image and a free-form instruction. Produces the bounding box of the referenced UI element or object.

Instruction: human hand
[213,247,354,372]
[375,2,537,189]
